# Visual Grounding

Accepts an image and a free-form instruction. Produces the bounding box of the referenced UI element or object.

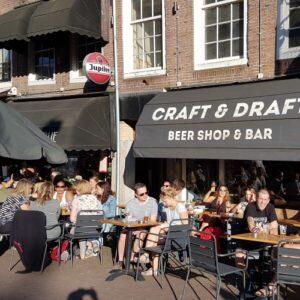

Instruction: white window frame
[277,0,300,60]
[122,0,166,79]
[28,42,56,86]
[0,49,12,89]
[194,0,248,70]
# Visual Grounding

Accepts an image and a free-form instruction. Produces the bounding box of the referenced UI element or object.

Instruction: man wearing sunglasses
[117,183,157,266]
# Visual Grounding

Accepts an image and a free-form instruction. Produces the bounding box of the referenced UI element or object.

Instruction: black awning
[27,0,101,39]
[9,95,115,151]
[134,78,300,161]
[0,3,38,44]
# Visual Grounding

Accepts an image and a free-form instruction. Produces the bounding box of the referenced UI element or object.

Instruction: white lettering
[233,103,249,117]
[249,101,264,117]
[152,108,165,121]
[200,105,212,118]
[188,106,201,119]
[164,107,177,120]
[175,106,188,120]
[282,98,296,115]
[263,100,280,116]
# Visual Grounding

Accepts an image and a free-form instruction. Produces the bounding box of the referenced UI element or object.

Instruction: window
[35,48,55,80]
[123,0,166,78]
[277,0,300,59]
[0,49,11,83]
[70,36,102,82]
[194,0,247,70]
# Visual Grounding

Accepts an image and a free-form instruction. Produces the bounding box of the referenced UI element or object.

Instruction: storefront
[134,77,300,205]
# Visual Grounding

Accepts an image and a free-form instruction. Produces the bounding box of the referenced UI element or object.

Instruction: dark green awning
[0,3,38,43]
[27,0,101,39]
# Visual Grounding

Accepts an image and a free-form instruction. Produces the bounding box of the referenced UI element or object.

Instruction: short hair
[74,180,92,195]
[173,178,185,190]
[37,182,54,205]
[258,189,270,199]
[160,186,177,199]
[134,183,147,193]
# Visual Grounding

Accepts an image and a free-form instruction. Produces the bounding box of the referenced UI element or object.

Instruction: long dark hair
[96,181,114,204]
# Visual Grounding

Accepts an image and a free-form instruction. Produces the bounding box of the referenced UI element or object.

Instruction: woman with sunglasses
[208,185,231,215]
[53,175,73,209]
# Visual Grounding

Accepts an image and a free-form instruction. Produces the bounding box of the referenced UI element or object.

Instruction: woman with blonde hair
[0,179,33,234]
[140,186,188,276]
[89,176,99,195]
[30,181,61,239]
[70,180,102,259]
[30,182,44,201]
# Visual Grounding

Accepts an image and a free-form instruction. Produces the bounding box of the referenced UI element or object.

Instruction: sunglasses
[220,189,228,192]
[138,192,148,197]
[164,184,170,187]
[56,185,65,188]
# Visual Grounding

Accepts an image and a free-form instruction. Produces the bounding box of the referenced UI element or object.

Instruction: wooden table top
[230,232,300,245]
[278,219,300,228]
[99,218,161,228]
[117,204,126,209]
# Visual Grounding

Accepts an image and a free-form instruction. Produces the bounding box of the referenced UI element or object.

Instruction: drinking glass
[279,225,287,235]
[262,223,270,234]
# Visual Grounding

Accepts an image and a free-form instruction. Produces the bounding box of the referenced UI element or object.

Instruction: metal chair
[273,239,300,300]
[65,210,104,266]
[135,219,192,284]
[180,230,248,300]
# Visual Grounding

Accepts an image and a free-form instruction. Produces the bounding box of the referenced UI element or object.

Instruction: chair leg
[98,246,103,265]
[58,239,61,266]
[8,246,14,271]
[70,240,73,267]
[135,250,142,281]
[216,276,221,300]
[241,272,246,300]
[180,265,191,300]
[40,243,48,273]
[159,255,164,288]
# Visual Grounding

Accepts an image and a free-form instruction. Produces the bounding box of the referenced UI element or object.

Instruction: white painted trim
[194,0,248,70]
[277,0,300,60]
[122,0,166,76]
[28,73,56,86]
[0,81,12,88]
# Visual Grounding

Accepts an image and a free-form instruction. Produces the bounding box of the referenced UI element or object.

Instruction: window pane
[34,49,55,79]
[154,0,162,15]
[290,0,300,8]
[132,0,141,20]
[218,4,230,22]
[133,39,143,56]
[155,36,162,51]
[233,2,243,20]
[133,23,143,40]
[218,40,230,58]
[205,43,217,60]
[142,0,152,18]
[290,8,300,28]
[145,52,154,68]
[233,20,243,38]
[206,25,216,43]
[289,27,300,47]
[219,23,230,40]
[205,0,215,4]
[134,55,143,69]
[206,8,216,25]
[144,37,154,52]
[155,51,162,67]
[144,21,154,37]
[232,38,243,56]
[155,19,162,35]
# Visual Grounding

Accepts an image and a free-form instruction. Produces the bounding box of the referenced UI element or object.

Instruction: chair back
[189,230,219,275]
[162,219,191,253]
[74,210,104,237]
[276,240,300,284]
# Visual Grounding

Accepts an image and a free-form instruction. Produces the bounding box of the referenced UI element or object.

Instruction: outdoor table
[230,232,300,245]
[117,204,126,209]
[99,218,161,280]
[278,219,300,228]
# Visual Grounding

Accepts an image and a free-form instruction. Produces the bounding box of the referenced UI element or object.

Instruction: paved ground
[0,241,298,300]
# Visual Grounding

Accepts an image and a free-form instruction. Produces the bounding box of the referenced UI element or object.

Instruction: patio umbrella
[0,100,67,164]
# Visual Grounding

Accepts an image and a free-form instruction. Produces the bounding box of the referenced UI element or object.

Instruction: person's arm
[230,203,241,214]
[203,189,214,202]
[70,199,78,223]
[269,220,278,235]
[179,211,189,224]
[268,204,278,235]
[20,203,29,210]
[247,216,259,233]
[66,191,74,203]
[150,201,158,222]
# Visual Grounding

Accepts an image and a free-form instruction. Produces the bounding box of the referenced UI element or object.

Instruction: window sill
[69,76,87,84]
[195,58,248,71]
[277,48,300,60]
[28,78,56,86]
[124,68,166,79]
[0,81,12,89]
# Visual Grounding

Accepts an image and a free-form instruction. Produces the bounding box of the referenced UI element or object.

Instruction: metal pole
[112,0,120,208]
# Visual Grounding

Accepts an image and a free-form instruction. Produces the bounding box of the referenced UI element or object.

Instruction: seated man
[244,189,278,235]
[117,183,157,266]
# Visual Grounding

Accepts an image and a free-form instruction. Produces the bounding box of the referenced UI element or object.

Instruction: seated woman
[203,181,218,203]
[70,180,102,260]
[53,175,73,209]
[0,179,33,234]
[207,185,231,215]
[89,176,99,195]
[141,186,188,276]
[30,181,61,239]
[231,187,256,216]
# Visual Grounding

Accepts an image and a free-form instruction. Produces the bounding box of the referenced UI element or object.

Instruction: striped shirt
[0,195,28,225]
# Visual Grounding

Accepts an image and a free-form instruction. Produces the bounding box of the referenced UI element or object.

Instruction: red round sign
[83,52,111,85]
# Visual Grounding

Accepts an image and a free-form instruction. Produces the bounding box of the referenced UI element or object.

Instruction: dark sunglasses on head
[56,185,65,188]
[138,192,148,197]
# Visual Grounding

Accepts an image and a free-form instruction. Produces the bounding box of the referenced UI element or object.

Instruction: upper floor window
[0,49,11,83]
[194,0,247,70]
[123,0,166,78]
[277,0,300,59]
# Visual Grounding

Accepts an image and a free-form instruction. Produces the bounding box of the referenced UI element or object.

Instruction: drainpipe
[257,0,264,79]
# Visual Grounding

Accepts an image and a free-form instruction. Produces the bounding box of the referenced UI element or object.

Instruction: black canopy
[0,3,38,43]
[27,0,101,39]
[134,78,300,161]
[9,95,115,152]
[0,101,67,164]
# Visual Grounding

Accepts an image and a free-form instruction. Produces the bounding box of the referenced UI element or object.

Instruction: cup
[279,225,287,235]
[143,216,150,223]
[262,223,270,234]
